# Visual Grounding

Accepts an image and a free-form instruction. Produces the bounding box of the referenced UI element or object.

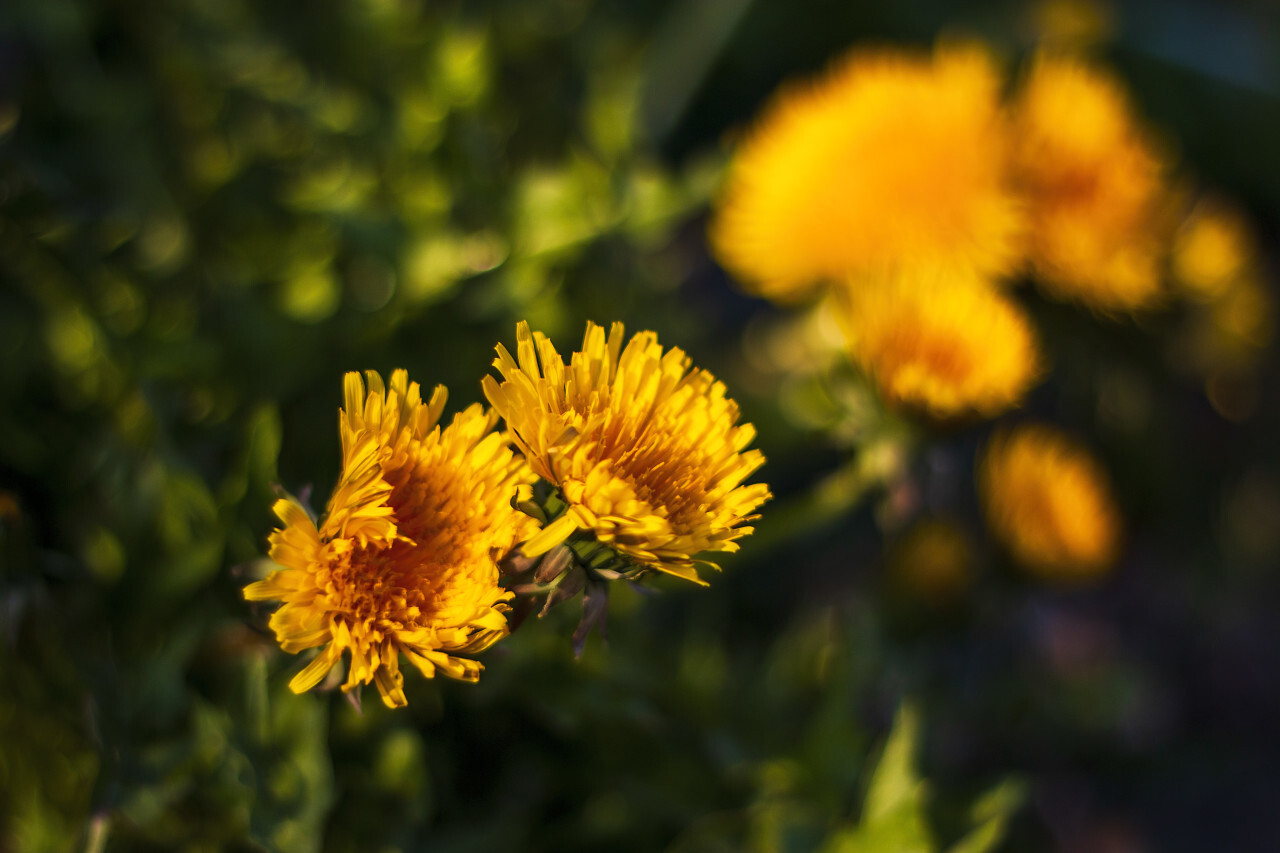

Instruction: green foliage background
[2,0,1279,850]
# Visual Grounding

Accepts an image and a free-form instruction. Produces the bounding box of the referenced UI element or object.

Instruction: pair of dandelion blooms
[246,324,769,707]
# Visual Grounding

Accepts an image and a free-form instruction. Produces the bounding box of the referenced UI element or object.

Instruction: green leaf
[820,703,932,853]
[863,704,925,826]
[945,779,1027,853]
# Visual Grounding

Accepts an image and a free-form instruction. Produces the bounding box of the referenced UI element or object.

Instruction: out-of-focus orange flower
[710,42,1023,303]
[1173,196,1257,302]
[980,424,1120,580]
[1012,53,1172,312]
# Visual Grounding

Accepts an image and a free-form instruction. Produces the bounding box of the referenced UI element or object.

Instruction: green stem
[749,432,914,557]
[85,813,110,853]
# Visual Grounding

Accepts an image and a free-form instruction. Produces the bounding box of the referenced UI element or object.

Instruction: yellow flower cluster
[979,424,1120,580]
[245,371,537,708]
[711,42,1175,313]
[248,329,770,703]
[710,42,1041,417]
[709,41,1192,417]
[483,321,771,585]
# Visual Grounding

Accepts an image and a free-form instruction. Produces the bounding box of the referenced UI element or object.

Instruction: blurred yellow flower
[835,265,1041,418]
[1012,53,1172,311]
[980,424,1120,580]
[483,321,770,585]
[710,42,1023,302]
[1172,197,1256,302]
[889,518,973,604]
[245,370,536,708]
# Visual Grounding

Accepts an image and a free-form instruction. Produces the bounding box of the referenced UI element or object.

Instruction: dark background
[2,0,1279,850]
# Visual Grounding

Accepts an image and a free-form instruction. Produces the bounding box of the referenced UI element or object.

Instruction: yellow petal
[289,644,342,694]
[521,513,581,557]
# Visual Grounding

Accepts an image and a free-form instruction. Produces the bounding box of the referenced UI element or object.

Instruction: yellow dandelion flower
[244,370,537,708]
[1012,52,1172,311]
[1172,196,1257,302]
[835,265,1041,418]
[710,42,1023,302]
[482,321,770,585]
[979,424,1120,580]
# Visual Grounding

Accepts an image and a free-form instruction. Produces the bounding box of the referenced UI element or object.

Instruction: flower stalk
[501,482,655,655]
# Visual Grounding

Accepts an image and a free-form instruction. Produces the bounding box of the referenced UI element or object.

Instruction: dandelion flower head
[1012,52,1172,311]
[980,424,1120,580]
[245,370,537,708]
[710,42,1023,302]
[836,265,1041,418]
[483,321,770,585]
